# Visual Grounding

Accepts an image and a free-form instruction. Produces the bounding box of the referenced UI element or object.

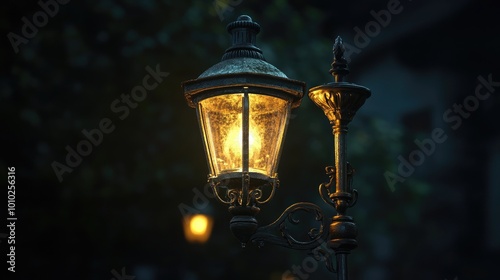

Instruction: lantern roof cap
[198,57,288,79]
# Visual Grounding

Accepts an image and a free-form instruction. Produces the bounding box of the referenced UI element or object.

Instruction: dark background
[2,0,500,279]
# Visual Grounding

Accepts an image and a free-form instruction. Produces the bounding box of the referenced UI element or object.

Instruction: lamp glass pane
[197,93,291,178]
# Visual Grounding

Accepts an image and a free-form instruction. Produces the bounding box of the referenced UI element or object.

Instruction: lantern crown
[198,15,288,80]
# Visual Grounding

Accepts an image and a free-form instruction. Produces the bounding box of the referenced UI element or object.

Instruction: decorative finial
[329,36,350,82]
[222,15,265,61]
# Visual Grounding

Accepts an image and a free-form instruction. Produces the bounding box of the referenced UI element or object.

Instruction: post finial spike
[329,36,350,82]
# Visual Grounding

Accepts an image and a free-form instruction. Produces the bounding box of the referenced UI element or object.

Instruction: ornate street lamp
[182,15,370,280]
[182,15,305,244]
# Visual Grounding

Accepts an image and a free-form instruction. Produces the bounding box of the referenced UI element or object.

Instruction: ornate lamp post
[182,15,370,280]
[308,36,371,279]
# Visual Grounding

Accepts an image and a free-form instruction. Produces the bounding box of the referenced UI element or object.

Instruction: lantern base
[211,171,276,189]
[210,172,278,206]
[229,205,260,246]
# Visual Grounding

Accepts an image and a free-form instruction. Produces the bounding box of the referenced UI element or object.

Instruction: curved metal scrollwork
[318,163,358,208]
[249,202,330,250]
[319,166,336,207]
[210,178,278,206]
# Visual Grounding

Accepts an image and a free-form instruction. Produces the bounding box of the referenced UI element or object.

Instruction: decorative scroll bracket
[249,202,330,250]
[319,163,358,211]
[248,202,337,273]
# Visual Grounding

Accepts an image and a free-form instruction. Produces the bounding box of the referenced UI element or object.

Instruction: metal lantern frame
[181,15,371,280]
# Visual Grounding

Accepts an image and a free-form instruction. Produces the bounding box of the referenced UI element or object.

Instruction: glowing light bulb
[223,115,262,171]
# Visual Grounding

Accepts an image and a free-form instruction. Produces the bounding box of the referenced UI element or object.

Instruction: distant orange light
[190,214,208,235]
[183,214,213,244]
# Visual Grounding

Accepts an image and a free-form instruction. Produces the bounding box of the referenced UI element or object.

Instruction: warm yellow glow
[183,214,213,243]
[223,114,262,171]
[197,93,291,177]
[190,214,208,235]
